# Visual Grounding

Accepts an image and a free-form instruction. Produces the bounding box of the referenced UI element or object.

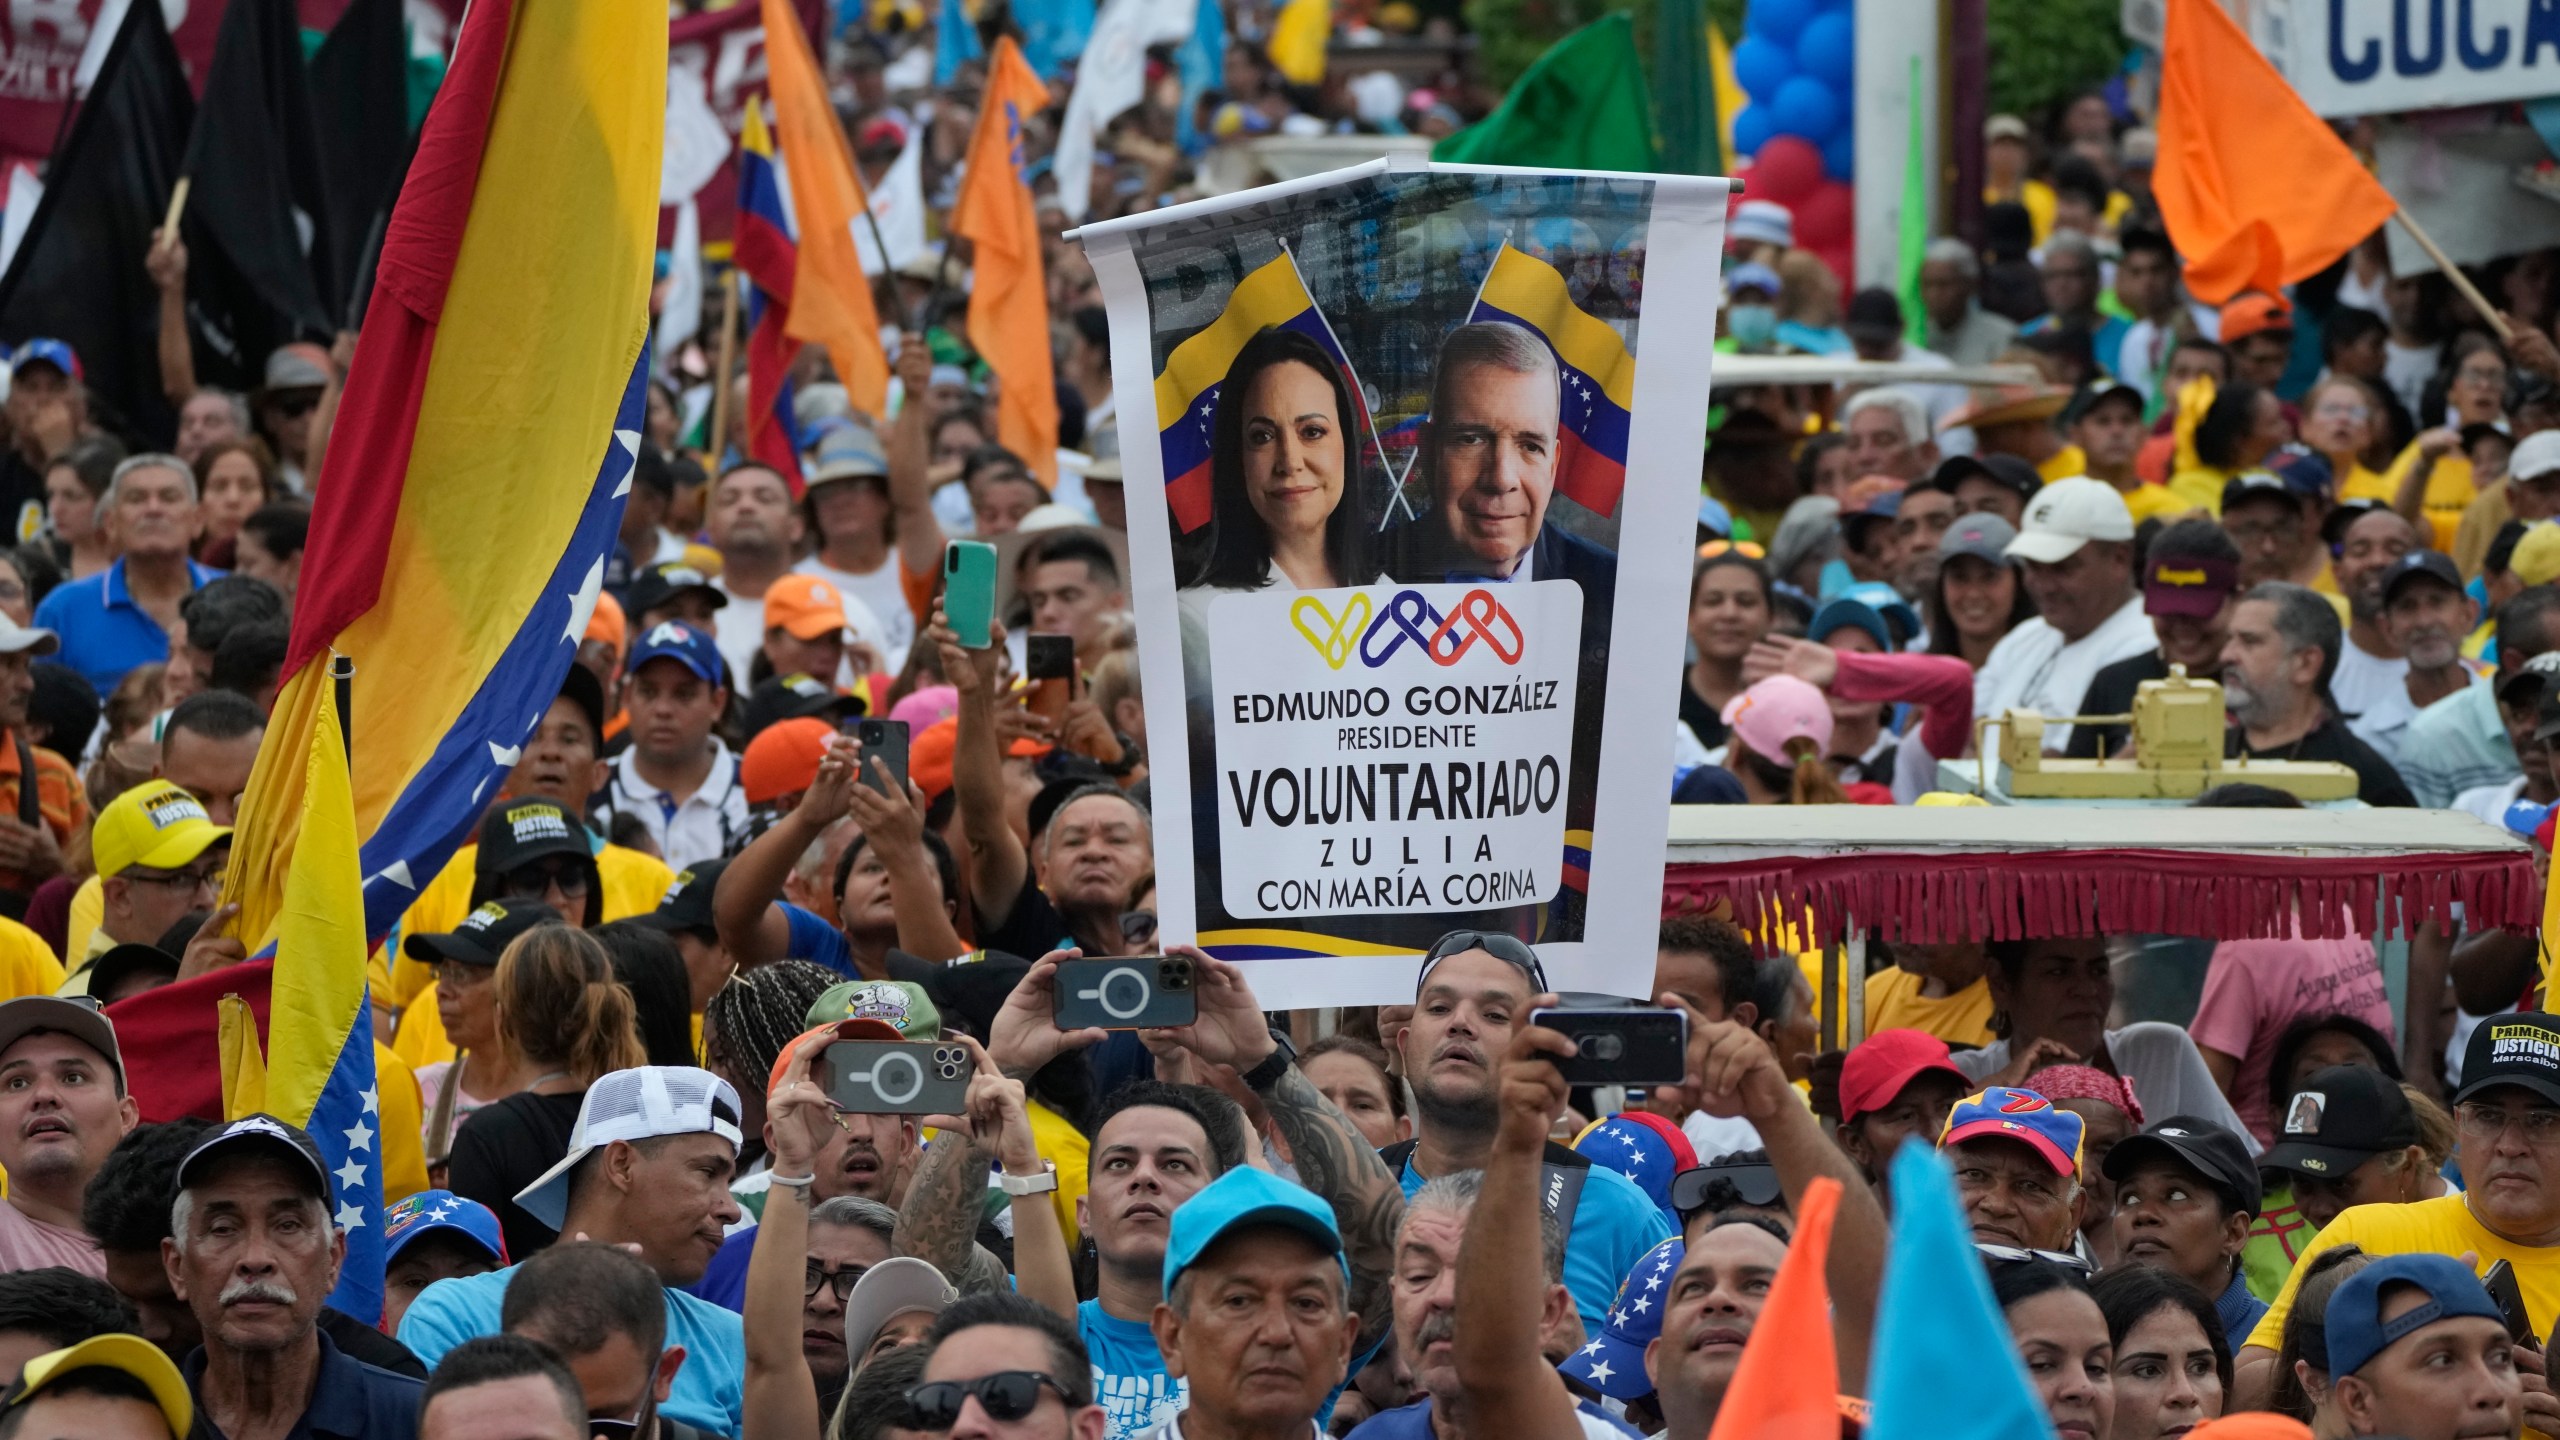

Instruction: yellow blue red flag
[1467,240,1636,517]
[735,101,804,486]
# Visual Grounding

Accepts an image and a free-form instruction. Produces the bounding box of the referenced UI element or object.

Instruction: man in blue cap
[2325,1253,2535,1440]
[1139,1168,1361,1440]
[598,621,746,870]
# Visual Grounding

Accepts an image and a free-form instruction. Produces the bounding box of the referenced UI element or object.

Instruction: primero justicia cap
[513,1067,742,1229]
[2455,1011,2560,1107]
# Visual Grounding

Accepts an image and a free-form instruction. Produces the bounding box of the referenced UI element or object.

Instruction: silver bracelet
[769,1172,817,1190]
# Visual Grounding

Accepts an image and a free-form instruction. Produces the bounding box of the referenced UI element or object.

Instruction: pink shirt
[0,1198,104,1276]
[2191,931,2393,1146]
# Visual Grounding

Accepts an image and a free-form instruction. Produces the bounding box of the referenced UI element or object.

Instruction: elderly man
[2400,586,2560,808]
[166,1116,424,1440]
[1139,1168,1361,1440]
[2350,552,2481,764]
[1976,478,2156,753]
[2325,1254,2543,1440]
[1840,389,1938,484]
[2218,582,2414,806]
[1919,238,2021,367]
[0,997,136,1274]
[34,455,219,693]
[1938,1087,2086,1254]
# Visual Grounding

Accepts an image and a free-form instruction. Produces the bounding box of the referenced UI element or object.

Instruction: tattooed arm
[890,1115,993,1286]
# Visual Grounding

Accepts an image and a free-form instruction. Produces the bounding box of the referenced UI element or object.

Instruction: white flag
[656,195,702,369]
[1053,0,1195,222]
[855,133,927,276]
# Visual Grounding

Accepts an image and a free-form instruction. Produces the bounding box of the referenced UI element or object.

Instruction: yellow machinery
[1975,666,2360,803]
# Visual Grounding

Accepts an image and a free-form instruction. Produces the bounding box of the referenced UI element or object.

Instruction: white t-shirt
[2384,340,2438,420]
[2331,636,2410,725]
[1972,593,2158,753]
[710,577,767,689]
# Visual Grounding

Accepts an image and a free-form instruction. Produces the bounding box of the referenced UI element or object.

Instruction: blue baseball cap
[1809,594,1894,653]
[1572,1112,1700,1223]
[9,338,79,381]
[627,619,725,686]
[1560,1236,1683,1399]
[383,1189,508,1267]
[1162,1167,1347,1301]
[1939,1087,2085,1179]
[2325,1253,2506,1378]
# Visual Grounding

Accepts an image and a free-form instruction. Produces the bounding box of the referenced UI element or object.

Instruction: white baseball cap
[513,1066,743,1229]
[0,613,58,656]
[843,1256,959,1358]
[2513,430,2560,484]
[2005,476,2136,564]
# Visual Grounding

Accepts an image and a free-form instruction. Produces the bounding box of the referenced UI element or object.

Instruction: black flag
[179,0,334,393]
[309,0,411,328]
[0,0,192,448]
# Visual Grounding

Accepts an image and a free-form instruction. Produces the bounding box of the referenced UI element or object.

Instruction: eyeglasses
[1119,909,1158,947]
[500,862,592,900]
[805,1260,869,1302]
[128,863,224,893]
[2225,515,2305,546]
[1671,1161,1784,1220]
[1697,539,1767,561]
[588,1354,662,1439]
[1416,929,1549,997]
[2455,1101,2560,1145]
[271,392,321,419]
[904,1371,1074,1427]
[1975,1243,2092,1273]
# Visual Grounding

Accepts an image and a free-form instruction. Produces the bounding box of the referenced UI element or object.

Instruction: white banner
[2281,1,2560,118]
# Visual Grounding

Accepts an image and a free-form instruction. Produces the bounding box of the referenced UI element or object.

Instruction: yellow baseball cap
[5,1333,192,1436]
[2513,522,2560,588]
[91,782,230,878]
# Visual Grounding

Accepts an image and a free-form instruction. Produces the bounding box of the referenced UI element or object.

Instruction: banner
[662,0,828,247]
[1076,161,1729,1007]
[2280,1,2560,118]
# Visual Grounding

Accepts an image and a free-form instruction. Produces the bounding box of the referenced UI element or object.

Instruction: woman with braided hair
[704,960,842,1179]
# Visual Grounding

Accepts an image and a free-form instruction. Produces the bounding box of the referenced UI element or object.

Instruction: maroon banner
[667,0,830,247]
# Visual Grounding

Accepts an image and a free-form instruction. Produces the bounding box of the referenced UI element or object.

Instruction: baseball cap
[2101,1115,2262,1216]
[1985,113,2029,143]
[744,673,862,740]
[177,1113,333,1201]
[401,899,564,968]
[92,782,230,878]
[625,563,729,622]
[1570,1112,1699,1221]
[2512,430,2560,485]
[1722,674,1833,761]
[742,716,835,805]
[514,1066,744,1229]
[85,943,178,1003]
[2186,1418,2313,1440]
[262,344,332,391]
[1840,1029,1968,1124]
[2258,1065,2420,1178]
[2006,477,2134,564]
[1161,1166,1348,1301]
[637,858,727,939]
[2064,382,2145,429]
[806,424,890,487]
[1726,261,1782,299]
[2499,649,2560,707]
[2326,1253,2504,1378]
[808,979,942,1039]
[764,574,855,642]
[1808,593,1895,653]
[1930,453,2044,505]
[3,1334,190,1436]
[2454,1011,2560,1107]
[1939,512,2020,567]
[2143,549,2240,620]
[2321,496,2394,549]
[2270,448,2336,504]
[1844,288,1905,345]
[555,662,607,739]
[843,1256,958,1359]
[0,995,122,1089]
[2379,550,2465,609]
[628,619,725,686]
[383,1189,508,1267]
[2220,290,2296,345]
[2220,471,2307,516]
[475,798,589,876]
[1939,1087,2084,1178]
[9,339,79,381]
[1728,199,1794,250]
[0,613,57,657]
[1559,1236,1683,1400]
[2513,523,2560,588]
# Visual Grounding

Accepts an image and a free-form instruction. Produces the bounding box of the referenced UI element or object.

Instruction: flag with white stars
[1464,240,1636,519]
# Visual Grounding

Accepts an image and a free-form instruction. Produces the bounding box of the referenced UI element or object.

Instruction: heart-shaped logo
[1291,593,1373,670]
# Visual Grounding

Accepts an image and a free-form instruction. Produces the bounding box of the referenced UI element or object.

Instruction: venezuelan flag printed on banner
[1153,248,1380,533]
[217,0,661,1130]
[736,101,806,488]
[762,0,892,416]
[951,37,1058,486]
[1466,241,1636,518]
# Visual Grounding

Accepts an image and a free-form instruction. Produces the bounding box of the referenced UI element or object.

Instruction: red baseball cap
[1839,1028,1969,1123]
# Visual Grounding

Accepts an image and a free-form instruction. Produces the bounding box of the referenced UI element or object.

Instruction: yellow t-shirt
[1863,968,1996,1048]
[2166,465,2234,517]
[2376,442,2478,555]
[64,873,100,969]
[1028,1098,1089,1251]
[2244,1194,2560,1352]
[0,917,62,1000]
[2038,446,2090,484]
[2119,482,2193,526]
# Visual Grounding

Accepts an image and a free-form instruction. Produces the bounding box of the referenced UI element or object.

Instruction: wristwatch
[1095,734,1143,777]
[999,1162,1060,1197]
[1240,1026,1297,1093]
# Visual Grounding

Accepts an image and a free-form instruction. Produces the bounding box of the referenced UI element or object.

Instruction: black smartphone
[2486,1259,2539,1347]
[1053,955,1197,1030]
[1026,632,1077,723]
[1528,1007,1690,1088]
[818,1040,973,1115]
[851,717,909,798]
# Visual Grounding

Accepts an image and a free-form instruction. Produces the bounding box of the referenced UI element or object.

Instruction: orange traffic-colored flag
[951,36,1058,487]
[2154,0,2395,305]
[762,0,892,417]
[1706,1176,1842,1440]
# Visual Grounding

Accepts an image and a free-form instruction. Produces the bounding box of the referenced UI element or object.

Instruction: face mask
[1728,303,1777,348]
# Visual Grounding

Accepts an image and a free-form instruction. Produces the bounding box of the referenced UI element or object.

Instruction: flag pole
[158,176,190,245]
[2390,209,2515,346]
[329,652,353,764]
[707,268,742,467]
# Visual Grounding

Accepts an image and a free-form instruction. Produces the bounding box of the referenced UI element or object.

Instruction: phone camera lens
[1589,1034,1625,1061]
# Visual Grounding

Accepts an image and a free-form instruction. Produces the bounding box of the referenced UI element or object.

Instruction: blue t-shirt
[182,1331,421,1440]
[691,1224,757,1311]
[1393,1157,1673,1335]
[1347,1397,1644,1439]
[399,1264,746,1437]
[781,902,856,976]
[1081,1299,1184,1440]
[35,557,219,693]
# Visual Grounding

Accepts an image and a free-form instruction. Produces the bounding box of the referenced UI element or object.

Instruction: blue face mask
[1728,303,1777,348]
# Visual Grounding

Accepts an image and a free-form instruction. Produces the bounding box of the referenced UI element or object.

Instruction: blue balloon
[1733,103,1775,159]
[1732,34,1796,101]
[1771,74,1841,143]
[1796,10,1854,88]
[1745,0,1816,44]
[1821,128,1855,179]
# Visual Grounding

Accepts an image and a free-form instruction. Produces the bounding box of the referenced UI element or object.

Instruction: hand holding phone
[1026,633,1077,724]
[851,718,910,798]
[944,541,999,648]
[819,1039,976,1115]
[2487,1259,2540,1348]
[1529,1006,1690,1088]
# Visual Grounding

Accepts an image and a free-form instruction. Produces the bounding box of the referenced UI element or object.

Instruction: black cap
[176,1114,332,1202]
[1844,288,1904,343]
[2063,381,2144,428]
[635,857,728,938]
[2457,1012,2560,1106]
[1929,453,2042,504]
[624,562,728,623]
[2221,471,2304,515]
[86,943,179,1002]
[557,663,606,739]
[2321,496,2395,549]
[401,898,565,967]
[2498,650,2560,707]
[476,799,590,876]
[2102,1114,2263,1216]
[742,672,862,741]
[886,947,1031,1040]
[2379,549,2466,609]
[2259,1065,2420,1177]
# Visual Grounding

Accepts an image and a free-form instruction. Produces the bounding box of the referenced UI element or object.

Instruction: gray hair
[189,387,252,433]
[168,1184,331,1256]
[1922,237,1980,282]
[2243,580,2341,697]
[108,452,197,508]
[1037,783,1151,861]
[1427,322,1559,439]
[1405,1168,1565,1283]
[1840,388,1929,449]
[809,1195,899,1246]
[2043,231,2100,269]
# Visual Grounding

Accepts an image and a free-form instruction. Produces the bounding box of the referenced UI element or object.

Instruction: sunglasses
[1119,908,1158,947]
[1671,1161,1784,1220]
[905,1371,1074,1427]
[1416,929,1548,997]
[1975,1243,2091,1274]
[1697,539,1767,561]
[501,861,593,899]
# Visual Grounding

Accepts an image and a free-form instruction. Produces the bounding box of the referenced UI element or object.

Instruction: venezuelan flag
[763,0,892,417]
[736,100,806,488]
[1466,241,1636,518]
[1152,248,1381,533]
[217,0,660,1082]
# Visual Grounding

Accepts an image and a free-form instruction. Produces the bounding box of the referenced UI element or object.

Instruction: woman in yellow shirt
[2166,376,2292,515]
[2379,336,2511,552]
[1863,940,1996,1048]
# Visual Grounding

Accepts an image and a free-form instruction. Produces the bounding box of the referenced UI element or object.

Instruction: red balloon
[1748,134,1825,205]
[1794,180,1854,251]
[1817,240,1856,289]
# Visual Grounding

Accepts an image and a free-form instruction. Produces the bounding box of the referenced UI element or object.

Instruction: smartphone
[1054,955,1197,1030]
[851,717,909,798]
[2486,1259,2539,1347]
[1528,1007,1690,1089]
[818,1040,973,1115]
[944,541,999,648]
[1026,633,1077,723]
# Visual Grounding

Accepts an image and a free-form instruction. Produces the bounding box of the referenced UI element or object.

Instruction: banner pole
[2391,208,2515,345]
[707,269,742,467]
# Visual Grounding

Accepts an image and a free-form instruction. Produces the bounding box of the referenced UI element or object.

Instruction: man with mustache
[1937,1086,2086,1255]
[398,1066,748,1438]
[2351,551,2482,765]
[167,1115,424,1440]
[2217,582,2414,807]
[0,996,136,1277]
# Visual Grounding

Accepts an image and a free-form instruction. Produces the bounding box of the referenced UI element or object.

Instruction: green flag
[1654,0,1717,174]
[1899,55,1929,344]
[1433,14,1658,172]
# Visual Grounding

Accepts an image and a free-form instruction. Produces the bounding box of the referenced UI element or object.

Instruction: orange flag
[762,0,892,416]
[2153,0,2395,305]
[1705,1176,1842,1440]
[951,36,1059,487]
